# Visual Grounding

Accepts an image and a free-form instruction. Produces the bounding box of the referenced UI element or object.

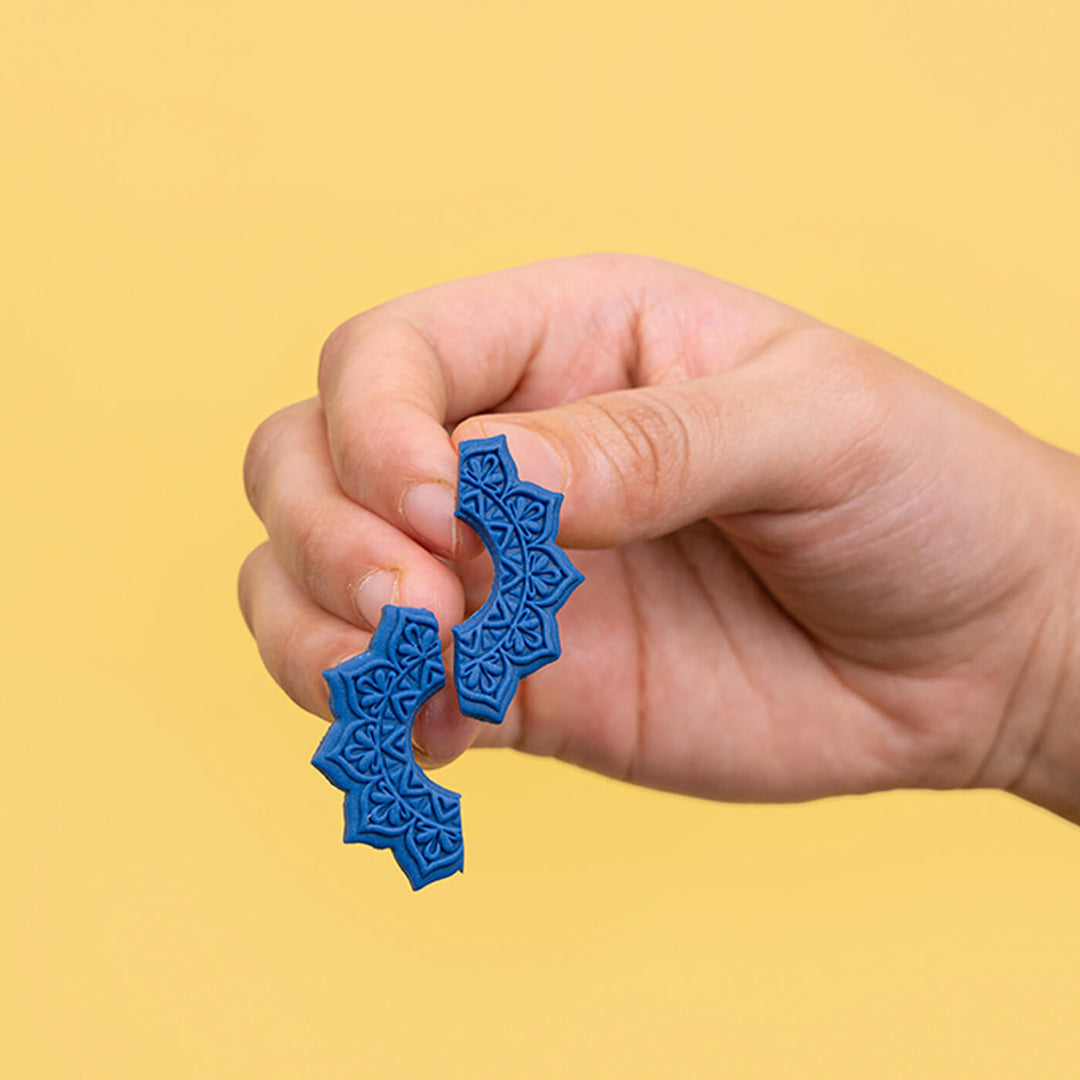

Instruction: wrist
[1006,454,1080,822]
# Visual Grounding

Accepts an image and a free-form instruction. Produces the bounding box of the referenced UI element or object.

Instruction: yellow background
[3,2,1079,1076]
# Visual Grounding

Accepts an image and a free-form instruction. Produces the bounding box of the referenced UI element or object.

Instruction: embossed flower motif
[396,619,442,690]
[460,649,506,695]
[506,491,548,541]
[415,822,460,861]
[353,663,397,716]
[453,435,584,725]
[340,722,380,778]
[507,605,544,658]
[461,449,507,493]
[311,606,463,890]
[527,548,579,606]
[366,779,410,830]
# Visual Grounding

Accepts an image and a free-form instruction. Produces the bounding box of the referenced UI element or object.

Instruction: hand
[239,255,1080,820]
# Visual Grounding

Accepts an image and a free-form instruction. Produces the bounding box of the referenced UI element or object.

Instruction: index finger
[317,254,807,556]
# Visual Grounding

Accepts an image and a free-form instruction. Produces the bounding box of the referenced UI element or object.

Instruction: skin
[238,254,1080,823]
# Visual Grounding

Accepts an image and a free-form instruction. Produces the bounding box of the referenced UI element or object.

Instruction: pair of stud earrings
[311,435,584,889]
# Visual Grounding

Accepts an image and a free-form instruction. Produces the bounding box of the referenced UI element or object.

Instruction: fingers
[243,398,465,636]
[238,542,372,720]
[316,255,807,559]
[316,269,550,557]
[454,328,904,547]
[238,542,481,766]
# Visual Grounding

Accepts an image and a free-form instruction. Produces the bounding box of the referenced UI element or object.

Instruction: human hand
[239,255,1080,820]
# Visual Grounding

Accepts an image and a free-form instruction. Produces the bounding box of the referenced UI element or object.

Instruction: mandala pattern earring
[311,606,463,890]
[453,434,584,724]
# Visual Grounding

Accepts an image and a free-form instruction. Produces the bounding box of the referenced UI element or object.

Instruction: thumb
[452,337,894,548]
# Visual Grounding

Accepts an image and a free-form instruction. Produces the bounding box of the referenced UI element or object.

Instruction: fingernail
[483,423,566,492]
[401,481,457,554]
[354,569,398,630]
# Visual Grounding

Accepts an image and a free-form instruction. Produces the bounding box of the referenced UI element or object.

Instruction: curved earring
[452,435,584,725]
[312,606,463,890]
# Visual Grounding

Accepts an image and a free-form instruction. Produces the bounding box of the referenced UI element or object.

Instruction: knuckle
[808,327,894,423]
[317,306,389,397]
[796,326,907,495]
[275,612,320,710]
[582,391,694,524]
[330,420,371,495]
[243,405,294,511]
[236,543,270,632]
[334,405,428,499]
[289,510,336,603]
[316,318,355,397]
[280,619,352,719]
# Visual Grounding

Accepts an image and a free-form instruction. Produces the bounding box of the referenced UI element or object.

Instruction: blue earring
[312,437,583,889]
[452,435,583,724]
[311,606,463,890]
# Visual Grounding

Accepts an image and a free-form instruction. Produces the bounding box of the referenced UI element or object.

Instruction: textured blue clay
[453,435,584,724]
[311,606,463,890]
